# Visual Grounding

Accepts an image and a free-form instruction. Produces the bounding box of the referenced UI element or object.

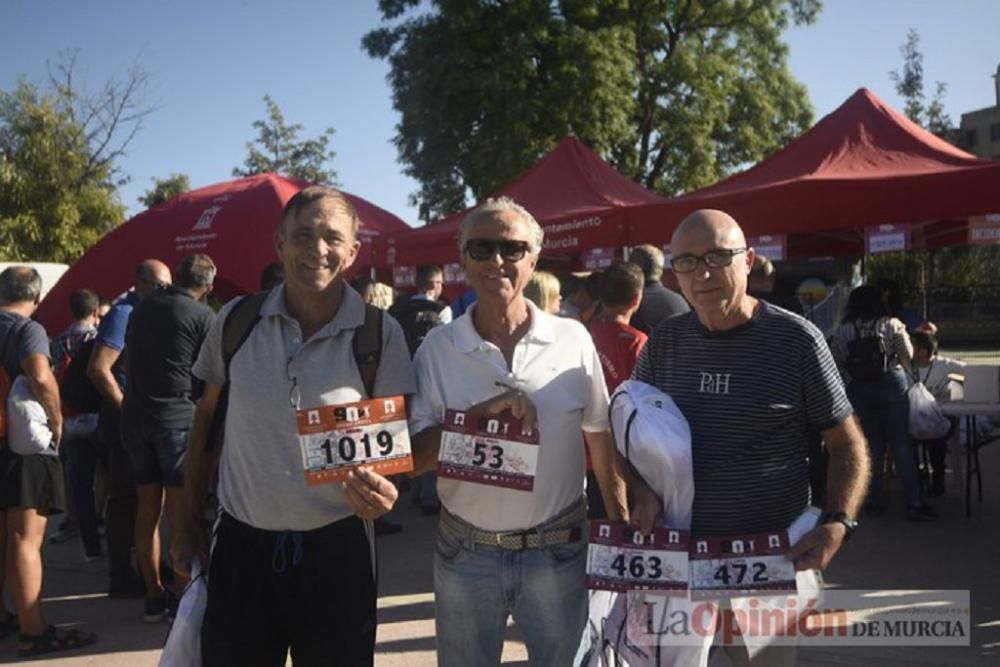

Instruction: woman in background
[830,285,936,521]
[524,271,561,315]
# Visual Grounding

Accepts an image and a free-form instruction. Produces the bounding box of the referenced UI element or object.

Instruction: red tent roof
[628,88,1000,252]
[36,173,409,334]
[386,136,666,267]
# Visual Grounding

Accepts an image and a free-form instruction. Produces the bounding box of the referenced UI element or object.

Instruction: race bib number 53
[297,396,412,486]
[438,409,539,491]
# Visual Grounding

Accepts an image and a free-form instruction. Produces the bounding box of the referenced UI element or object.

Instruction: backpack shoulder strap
[205,291,268,454]
[1,318,31,380]
[353,304,383,399]
[222,292,269,379]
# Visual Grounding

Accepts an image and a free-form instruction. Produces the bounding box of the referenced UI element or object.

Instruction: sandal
[17,625,96,657]
[0,612,16,640]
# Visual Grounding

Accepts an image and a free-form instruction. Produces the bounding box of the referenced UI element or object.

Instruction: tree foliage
[0,52,152,263]
[138,173,191,209]
[233,95,338,184]
[365,0,818,222]
[889,29,951,138]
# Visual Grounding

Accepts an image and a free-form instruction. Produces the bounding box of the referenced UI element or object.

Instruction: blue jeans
[65,432,105,556]
[847,368,922,506]
[434,514,588,667]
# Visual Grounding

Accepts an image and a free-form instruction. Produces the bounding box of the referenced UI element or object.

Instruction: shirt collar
[259,282,366,336]
[453,298,555,353]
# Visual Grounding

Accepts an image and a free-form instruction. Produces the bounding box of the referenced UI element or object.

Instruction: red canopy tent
[36,173,410,334]
[627,88,1000,256]
[383,136,667,278]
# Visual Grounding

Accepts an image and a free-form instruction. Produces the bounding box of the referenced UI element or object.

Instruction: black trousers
[203,513,377,667]
[99,403,137,587]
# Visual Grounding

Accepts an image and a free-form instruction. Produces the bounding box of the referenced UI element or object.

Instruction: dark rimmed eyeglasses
[464,238,532,262]
[670,248,747,274]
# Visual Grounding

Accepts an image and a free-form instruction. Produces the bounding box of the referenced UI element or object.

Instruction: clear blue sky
[2,0,998,227]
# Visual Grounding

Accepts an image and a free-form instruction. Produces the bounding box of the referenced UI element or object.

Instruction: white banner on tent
[443,263,466,285]
[969,214,1000,245]
[748,235,787,262]
[393,266,415,288]
[582,247,615,271]
[865,224,911,254]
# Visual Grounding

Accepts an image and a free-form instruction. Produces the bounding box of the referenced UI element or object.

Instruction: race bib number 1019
[438,409,539,491]
[297,396,412,486]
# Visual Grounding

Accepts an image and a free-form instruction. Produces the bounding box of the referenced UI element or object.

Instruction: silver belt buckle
[495,532,503,548]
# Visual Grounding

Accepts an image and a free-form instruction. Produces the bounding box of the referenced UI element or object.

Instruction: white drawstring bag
[6,375,56,456]
[609,380,694,528]
[907,381,950,440]
[159,558,207,667]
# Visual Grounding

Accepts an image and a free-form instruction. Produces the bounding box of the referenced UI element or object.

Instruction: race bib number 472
[438,409,539,491]
[297,396,412,486]
[689,531,797,599]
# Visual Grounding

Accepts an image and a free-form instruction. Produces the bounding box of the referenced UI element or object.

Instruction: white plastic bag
[908,381,950,440]
[6,375,56,456]
[159,558,207,667]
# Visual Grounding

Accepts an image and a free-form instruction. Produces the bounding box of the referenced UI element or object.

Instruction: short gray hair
[0,266,43,304]
[175,254,217,290]
[458,197,544,255]
[630,244,664,283]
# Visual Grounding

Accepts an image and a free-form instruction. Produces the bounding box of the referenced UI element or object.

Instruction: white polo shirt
[409,300,609,532]
[192,285,416,531]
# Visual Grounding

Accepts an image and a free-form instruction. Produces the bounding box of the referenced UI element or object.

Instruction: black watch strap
[820,511,858,539]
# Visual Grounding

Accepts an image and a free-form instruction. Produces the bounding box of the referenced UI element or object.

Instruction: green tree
[233,95,338,184]
[0,51,153,263]
[138,173,191,209]
[364,0,818,222]
[889,29,952,138]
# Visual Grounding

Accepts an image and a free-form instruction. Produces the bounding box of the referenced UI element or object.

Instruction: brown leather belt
[439,500,586,551]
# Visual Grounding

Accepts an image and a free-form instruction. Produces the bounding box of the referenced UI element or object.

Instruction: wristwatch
[820,511,858,540]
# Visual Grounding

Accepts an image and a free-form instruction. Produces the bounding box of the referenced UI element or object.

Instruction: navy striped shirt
[632,301,852,536]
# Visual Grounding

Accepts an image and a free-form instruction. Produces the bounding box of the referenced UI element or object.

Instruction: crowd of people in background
[0,188,987,664]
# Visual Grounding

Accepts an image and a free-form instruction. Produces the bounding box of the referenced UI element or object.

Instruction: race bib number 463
[586,521,689,593]
[689,531,796,599]
[297,396,412,486]
[438,409,538,491]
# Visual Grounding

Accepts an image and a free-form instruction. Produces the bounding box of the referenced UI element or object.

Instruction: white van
[0,262,70,300]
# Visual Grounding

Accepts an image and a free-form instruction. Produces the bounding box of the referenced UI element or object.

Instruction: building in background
[960,64,1000,159]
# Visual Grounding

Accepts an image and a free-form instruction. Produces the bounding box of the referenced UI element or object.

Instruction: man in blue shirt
[87,259,171,597]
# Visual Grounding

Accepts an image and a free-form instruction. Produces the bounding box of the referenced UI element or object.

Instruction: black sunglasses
[670,247,747,273]
[464,238,532,262]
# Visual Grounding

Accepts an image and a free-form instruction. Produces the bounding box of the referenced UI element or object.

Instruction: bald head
[134,259,172,299]
[671,209,747,250]
[669,209,756,331]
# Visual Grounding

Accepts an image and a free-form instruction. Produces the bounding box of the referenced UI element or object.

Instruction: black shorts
[0,448,66,516]
[121,418,187,487]
[202,513,376,667]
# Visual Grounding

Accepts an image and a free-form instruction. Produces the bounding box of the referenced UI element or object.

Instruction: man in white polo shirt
[409,197,627,667]
[173,186,415,666]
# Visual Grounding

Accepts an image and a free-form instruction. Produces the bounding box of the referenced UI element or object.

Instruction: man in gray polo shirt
[173,186,415,666]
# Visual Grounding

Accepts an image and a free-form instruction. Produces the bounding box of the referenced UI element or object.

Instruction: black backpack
[392,297,446,357]
[59,338,103,413]
[206,292,383,452]
[845,321,889,382]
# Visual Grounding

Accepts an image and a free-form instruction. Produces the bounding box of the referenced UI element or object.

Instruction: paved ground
[3,441,998,666]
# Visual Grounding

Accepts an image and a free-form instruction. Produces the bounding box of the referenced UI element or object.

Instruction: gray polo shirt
[192,285,416,531]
